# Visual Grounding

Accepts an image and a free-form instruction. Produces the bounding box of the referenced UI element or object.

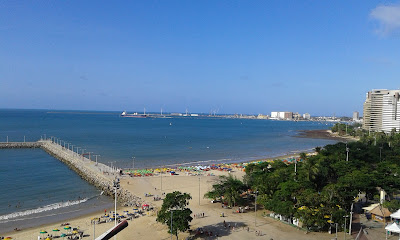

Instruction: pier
[0,139,142,206]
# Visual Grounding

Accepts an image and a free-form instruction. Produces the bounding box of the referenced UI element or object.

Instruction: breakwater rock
[0,142,42,149]
[38,141,143,207]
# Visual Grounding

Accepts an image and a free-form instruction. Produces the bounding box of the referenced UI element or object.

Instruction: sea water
[0,109,337,232]
[0,148,113,233]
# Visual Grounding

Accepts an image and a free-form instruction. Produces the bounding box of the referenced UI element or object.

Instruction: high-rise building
[363,89,400,133]
[353,111,359,121]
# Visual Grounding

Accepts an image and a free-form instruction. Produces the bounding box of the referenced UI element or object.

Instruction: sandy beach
[3,166,339,240]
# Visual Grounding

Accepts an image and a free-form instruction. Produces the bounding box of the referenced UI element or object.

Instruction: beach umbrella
[72,230,79,234]
[63,226,71,230]
[60,233,66,237]
[52,228,60,237]
[40,230,47,239]
[4,237,12,240]
[45,238,51,240]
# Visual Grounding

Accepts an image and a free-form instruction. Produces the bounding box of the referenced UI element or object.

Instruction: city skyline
[2,1,400,115]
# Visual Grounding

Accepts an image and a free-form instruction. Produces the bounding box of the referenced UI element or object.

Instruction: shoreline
[2,168,340,240]
[0,130,357,238]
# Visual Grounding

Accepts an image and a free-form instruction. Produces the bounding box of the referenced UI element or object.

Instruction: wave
[162,158,233,167]
[0,197,92,221]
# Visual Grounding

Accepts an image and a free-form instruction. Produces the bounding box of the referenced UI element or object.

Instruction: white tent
[385,222,400,240]
[391,210,400,219]
[385,222,400,233]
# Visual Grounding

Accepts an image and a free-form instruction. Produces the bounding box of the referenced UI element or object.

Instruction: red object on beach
[142,204,149,207]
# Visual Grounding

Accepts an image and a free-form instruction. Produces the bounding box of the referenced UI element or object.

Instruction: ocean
[0,109,337,232]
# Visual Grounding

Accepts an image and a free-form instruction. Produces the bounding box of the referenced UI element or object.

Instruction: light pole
[87,152,93,161]
[170,209,177,240]
[343,215,349,240]
[93,221,96,240]
[76,147,81,156]
[94,155,100,166]
[255,191,259,227]
[335,223,338,240]
[346,143,349,162]
[171,210,173,240]
[113,178,120,240]
[349,203,353,235]
[199,175,201,205]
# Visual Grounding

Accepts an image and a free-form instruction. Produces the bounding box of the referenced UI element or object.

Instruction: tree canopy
[156,191,193,239]
[205,131,400,231]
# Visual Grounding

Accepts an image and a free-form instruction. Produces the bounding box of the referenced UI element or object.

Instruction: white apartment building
[353,111,359,121]
[303,113,311,120]
[363,89,400,133]
[271,111,293,120]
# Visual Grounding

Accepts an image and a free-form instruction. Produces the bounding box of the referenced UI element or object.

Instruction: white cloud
[370,4,400,36]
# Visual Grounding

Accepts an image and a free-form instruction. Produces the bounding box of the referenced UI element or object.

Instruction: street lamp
[343,215,349,240]
[76,147,81,156]
[94,155,100,166]
[255,190,259,227]
[113,178,120,240]
[87,152,93,161]
[199,174,201,206]
[346,143,349,162]
[170,209,178,240]
[349,203,353,235]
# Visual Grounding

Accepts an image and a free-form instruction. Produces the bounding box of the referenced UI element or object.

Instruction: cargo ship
[120,111,147,118]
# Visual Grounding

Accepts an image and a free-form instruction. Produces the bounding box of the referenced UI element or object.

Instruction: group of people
[193,212,205,218]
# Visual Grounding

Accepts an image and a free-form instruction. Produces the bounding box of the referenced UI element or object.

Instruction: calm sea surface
[0,109,337,231]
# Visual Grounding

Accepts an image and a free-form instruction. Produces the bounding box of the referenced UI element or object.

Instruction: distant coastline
[295,129,359,142]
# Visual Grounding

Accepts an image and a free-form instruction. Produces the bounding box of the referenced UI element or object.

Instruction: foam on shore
[0,198,90,221]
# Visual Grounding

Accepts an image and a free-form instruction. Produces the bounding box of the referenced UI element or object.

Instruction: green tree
[204,174,246,207]
[383,200,400,212]
[156,191,193,239]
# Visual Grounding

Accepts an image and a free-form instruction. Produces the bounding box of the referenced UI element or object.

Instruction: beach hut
[369,205,391,222]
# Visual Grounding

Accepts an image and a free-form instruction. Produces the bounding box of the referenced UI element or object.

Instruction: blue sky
[1,1,400,116]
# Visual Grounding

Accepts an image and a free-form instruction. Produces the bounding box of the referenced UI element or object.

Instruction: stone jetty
[0,142,42,149]
[1,140,143,207]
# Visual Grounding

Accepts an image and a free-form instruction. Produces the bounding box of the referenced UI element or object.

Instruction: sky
[1,1,400,116]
